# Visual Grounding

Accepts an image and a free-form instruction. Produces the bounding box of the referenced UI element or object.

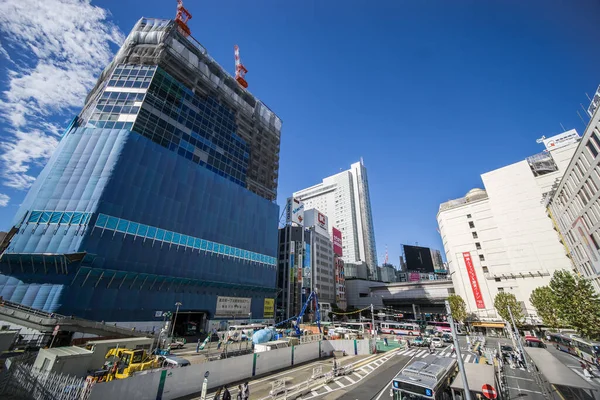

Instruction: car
[441,333,453,343]
[412,336,426,347]
[430,337,444,348]
[169,339,185,349]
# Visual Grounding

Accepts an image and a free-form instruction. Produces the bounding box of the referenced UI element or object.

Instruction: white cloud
[0,193,9,207]
[0,0,124,189]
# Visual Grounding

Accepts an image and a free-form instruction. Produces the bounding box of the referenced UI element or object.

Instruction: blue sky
[0,0,599,266]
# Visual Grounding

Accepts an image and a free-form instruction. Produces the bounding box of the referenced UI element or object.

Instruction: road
[303,341,481,400]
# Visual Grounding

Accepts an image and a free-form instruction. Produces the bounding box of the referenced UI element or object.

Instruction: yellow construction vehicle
[88,348,160,382]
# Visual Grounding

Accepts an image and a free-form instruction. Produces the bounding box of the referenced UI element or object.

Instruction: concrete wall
[89,339,371,400]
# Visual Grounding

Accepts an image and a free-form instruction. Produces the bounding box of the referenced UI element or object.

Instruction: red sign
[463,252,485,309]
[409,272,420,282]
[481,384,497,399]
[332,227,343,256]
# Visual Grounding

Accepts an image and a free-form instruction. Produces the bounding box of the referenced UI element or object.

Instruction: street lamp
[171,302,182,338]
[248,312,252,323]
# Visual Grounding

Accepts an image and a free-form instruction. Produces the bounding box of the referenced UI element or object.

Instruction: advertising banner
[409,272,420,282]
[303,243,311,288]
[462,252,485,309]
[263,298,274,318]
[542,130,580,151]
[286,197,304,226]
[588,85,600,118]
[215,296,251,317]
[573,217,600,274]
[332,227,343,256]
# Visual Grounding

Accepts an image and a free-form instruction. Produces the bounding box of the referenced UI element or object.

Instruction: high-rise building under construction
[0,15,282,332]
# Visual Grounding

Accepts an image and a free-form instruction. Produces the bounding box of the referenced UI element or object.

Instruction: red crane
[234,45,248,89]
[175,0,192,37]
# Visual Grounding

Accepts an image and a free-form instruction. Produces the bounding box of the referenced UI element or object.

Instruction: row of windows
[107,77,152,89]
[87,121,134,130]
[27,210,92,225]
[113,65,156,77]
[94,213,276,266]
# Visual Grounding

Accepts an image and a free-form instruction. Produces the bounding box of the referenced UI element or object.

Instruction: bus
[381,322,420,336]
[391,355,458,399]
[428,321,452,334]
[227,324,266,341]
[571,337,600,364]
[341,322,372,334]
[547,332,578,356]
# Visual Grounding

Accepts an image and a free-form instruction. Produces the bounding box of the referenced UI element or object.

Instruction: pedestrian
[429,340,435,354]
[242,381,249,400]
[384,337,389,347]
[451,345,456,356]
[237,385,243,400]
[214,387,223,400]
[223,386,231,400]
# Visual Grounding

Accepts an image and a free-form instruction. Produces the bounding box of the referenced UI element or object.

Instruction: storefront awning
[471,322,505,328]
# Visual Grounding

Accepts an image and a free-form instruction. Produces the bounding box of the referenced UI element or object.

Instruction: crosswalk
[396,347,480,363]
[299,348,480,399]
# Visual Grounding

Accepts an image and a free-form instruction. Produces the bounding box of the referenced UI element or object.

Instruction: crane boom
[274,291,321,336]
[234,45,249,88]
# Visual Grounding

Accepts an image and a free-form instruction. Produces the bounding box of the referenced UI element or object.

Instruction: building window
[592,132,600,150]
[497,287,504,292]
[466,214,472,219]
[479,254,485,261]
[482,266,489,273]
[495,278,501,282]
[591,233,600,251]
[359,293,369,298]
[472,232,478,239]
[475,242,482,250]
[469,221,475,228]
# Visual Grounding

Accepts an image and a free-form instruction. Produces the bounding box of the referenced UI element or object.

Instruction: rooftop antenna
[175,0,192,37]
[576,110,587,127]
[586,93,592,102]
[384,245,389,265]
[234,45,248,88]
[535,135,546,144]
[559,123,566,132]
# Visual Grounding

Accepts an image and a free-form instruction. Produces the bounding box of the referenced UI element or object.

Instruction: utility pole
[508,305,528,371]
[370,304,376,337]
[445,300,472,400]
[171,302,182,338]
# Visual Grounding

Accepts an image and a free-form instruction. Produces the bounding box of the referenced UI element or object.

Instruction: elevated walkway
[0,299,148,338]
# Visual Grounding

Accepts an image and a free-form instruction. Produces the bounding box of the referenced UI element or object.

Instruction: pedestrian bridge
[0,299,148,338]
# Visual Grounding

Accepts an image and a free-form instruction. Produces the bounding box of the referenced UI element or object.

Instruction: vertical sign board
[303,243,311,289]
[332,227,343,256]
[263,298,275,318]
[463,252,485,309]
[573,217,600,274]
[286,197,304,225]
[289,241,295,281]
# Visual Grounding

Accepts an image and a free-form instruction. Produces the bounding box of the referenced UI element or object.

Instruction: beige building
[437,131,579,321]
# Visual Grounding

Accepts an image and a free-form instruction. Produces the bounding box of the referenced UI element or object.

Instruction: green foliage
[529,286,562,330]
[447,294,467,323]
[494,292,524,325]
[549,270,600,339]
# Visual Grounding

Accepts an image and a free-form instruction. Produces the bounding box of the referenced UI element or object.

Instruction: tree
[494,292,524,325]
[529,286,562,330]
[447,294,467,323]
[549,270,600,339]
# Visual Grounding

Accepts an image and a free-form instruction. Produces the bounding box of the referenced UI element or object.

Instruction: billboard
[403,245,435,273]
[332,227,343,256]
[286,197,304,225]
[462,252,485,309]
[526,152,558,177]
[573,217,600,274]
[409,272,420,282]
[215,296,251,317]
[263,298,274,318]
[542,129,580,151]
[303,243,311,288]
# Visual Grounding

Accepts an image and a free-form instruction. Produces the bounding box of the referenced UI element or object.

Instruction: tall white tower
[294,161,378,278]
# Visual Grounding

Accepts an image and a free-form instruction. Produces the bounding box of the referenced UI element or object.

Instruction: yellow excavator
[88,348,160,382]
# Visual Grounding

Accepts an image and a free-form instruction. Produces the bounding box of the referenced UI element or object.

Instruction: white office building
[294,160,378,278]
[547,100,600,294]
[437,131,580,321]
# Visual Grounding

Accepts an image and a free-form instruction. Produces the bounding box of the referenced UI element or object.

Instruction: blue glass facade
[0,60,279,324]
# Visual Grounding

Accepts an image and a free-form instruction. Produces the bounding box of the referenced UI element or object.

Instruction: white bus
[380,322,420,336]
[227,324,266,341]
[341,322,372,334]
[391,355,457,399]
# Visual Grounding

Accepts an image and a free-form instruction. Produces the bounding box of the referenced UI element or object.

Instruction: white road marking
[344,376,356,384]
[464,354,472,363]
[323,385,333,392]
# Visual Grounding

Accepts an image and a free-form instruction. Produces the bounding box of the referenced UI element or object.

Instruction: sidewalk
[178,353,374,400]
